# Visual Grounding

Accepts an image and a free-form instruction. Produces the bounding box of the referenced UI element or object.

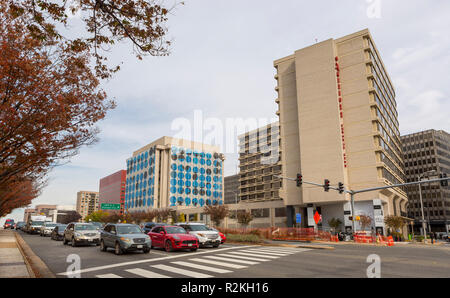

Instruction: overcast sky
[2,0,449,224]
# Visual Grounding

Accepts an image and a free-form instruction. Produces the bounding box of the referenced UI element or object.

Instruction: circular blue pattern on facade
[185,173,192,180]
[219,200,223,205]
[178,172,184,179]
[177,187,184,194]
[200,168,206,174]
[186,156,192,163]
[170,172,176,178]
[178,165,184,171]
[193,167,198,173]
[170,187,176,194]
[171,164,177,171]
[185,188,191,194]
[185,197,191,205]
[199,198,205,207]
[170,179,176,186]
[177,180,184,186]
[206,190,211,196]
[192,198,198,206]
[193,181,199,187]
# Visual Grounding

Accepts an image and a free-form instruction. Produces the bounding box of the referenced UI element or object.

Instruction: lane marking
[203,255,259,265]
[125,268,170,278]
[250,248,298,253]
[57,245,258,276]
[239,249,290,256]
[216,253,271,262]
[151,264,213,278]
[226,251,279,259]
[171,261,232,274]
[189,258,247,269]
[96,273,122,278]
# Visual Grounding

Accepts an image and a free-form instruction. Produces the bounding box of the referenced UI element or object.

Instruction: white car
[40,222,58,237]
[175,223,221,248]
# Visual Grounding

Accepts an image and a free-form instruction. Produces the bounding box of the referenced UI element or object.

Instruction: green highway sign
[100,203,121,210]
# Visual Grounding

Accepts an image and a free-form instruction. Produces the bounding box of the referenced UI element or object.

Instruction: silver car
[63,223,100,247]
[39,222,58,237]
[100,223,151,255]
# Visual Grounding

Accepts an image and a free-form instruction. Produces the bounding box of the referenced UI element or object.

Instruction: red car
[3,219,14,229]
[148,225,199,252]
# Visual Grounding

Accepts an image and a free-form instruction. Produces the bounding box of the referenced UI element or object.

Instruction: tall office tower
[99,170,127,215]
[76,191,99,221]
[224,174,240,204]
[274,29,406,234]
[124,137,225,212]
[401,129,450,234]
[238,122,282,202]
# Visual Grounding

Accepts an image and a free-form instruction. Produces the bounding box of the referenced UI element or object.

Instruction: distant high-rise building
[124,136,225,212]
[224,174,240,204]
[401,129,450,234]
[274,29,406,234]
[238,122,282,202]
[76,191,99,221]
[99,170,126,215]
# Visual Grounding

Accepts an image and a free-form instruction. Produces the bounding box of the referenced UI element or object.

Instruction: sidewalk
[0,229,32,278]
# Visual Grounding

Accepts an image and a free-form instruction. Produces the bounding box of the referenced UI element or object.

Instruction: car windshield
[117,225,142,234]
[90,222,102,227]
[31,221,44,225]
[165,227,187,234]
[57,225,67,229]
[187,225,209,231]
[75,224,96,231]
[45,223,57,227]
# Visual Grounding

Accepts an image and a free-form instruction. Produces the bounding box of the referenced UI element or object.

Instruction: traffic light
[296,173,303,187]
[324,179,330,192]
[440,173,448,187]
[338,182,344,194]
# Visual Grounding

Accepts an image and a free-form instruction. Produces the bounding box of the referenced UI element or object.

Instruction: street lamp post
[418,170,436,242]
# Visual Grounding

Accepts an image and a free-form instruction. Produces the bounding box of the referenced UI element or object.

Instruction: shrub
[226,233,262,243]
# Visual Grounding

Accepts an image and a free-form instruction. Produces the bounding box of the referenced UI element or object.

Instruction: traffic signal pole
[276,175,450,234]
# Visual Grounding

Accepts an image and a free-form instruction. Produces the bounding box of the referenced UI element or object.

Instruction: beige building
[76,191,99,221]
[274,29,407,234]
[125,137,225,212]
[23,204,57,222]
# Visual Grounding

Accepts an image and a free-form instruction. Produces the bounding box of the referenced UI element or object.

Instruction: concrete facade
[274,29,407,234]
[402,129,450,233]
[76,191,99,221]
[124,137,225,212]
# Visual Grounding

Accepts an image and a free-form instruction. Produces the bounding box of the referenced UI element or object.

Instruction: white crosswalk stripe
[125,268,170,278]
[250,248,297,254]
[238,249,290,256]
[216,253,271,262]
[96,273,123,278]
[151,264,213,278]
[226,251,279,259]
[203,255,260,265]
[171,261,232,274]
[188,258,247,269]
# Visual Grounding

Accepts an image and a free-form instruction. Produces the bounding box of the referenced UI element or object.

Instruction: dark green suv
[100,223,151,255]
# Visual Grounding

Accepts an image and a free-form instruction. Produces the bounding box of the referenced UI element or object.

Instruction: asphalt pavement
[18,230,450,278]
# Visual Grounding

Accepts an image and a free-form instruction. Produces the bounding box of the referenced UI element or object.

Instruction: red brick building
[99,170,126,215]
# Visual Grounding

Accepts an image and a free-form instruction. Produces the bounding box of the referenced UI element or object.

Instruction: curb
[14,232,55,278]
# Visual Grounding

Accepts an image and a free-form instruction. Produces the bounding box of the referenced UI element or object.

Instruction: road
[18,230,450,278]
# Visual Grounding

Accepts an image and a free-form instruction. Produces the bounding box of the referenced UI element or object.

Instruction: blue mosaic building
[124,137,225,212]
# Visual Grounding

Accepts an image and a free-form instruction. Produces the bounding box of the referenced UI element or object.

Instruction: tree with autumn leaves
[0,1,180,216]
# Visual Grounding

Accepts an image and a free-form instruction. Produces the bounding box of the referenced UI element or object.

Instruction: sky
[2,0,450,224]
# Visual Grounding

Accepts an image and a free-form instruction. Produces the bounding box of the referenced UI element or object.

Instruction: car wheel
[114,242,123,255]
[100,240,107,252]
[165,240,173,252]
[143,248,150,254]
[190,248,198,252]
[71,237,77,247]
[213,244,220,248]
[63,237,68,245]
